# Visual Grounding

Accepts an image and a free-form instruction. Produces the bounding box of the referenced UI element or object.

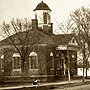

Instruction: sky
[0,0,90,35]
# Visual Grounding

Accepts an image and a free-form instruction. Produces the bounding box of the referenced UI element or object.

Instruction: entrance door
[55,51,67,77]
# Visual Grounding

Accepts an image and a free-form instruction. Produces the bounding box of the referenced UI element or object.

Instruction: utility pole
[67,46,71,83]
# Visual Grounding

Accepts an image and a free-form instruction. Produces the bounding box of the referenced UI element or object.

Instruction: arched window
[29,52,38,69]
[12,53,21,71]
[1,55,4,72]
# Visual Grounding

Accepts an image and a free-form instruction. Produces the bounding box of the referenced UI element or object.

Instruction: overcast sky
[0,0,90,34]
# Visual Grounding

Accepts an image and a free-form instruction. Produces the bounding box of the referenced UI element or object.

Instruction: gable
[68,37,78,46]
[51,34,74,45]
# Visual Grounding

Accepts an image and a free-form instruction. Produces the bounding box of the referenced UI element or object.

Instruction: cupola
[32,1,53,35]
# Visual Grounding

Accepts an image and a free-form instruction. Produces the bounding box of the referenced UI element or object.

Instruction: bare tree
[0,18,44,80]
[56,19,74,83]
[56,6,90,82]
[70,6,90,82]
[55,19,74,34]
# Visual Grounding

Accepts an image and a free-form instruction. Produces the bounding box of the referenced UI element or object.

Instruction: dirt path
[54,84,90,90]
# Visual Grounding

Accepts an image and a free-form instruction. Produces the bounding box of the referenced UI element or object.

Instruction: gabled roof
[0,29,76,48]
[0,30,54,46]
[51,34,74,45]
[33,1,51,11]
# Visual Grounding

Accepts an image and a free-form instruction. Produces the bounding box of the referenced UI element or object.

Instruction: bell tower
[33,1,53,35]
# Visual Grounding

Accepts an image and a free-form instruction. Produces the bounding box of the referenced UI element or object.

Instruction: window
[12,53,21,71]
[72,38,75,43]
[29,52,38,69]
[1,55,4,72]
[43,12,47,24]
[80,68,82,71]
[72,54,75,58]
[47,13,50,23]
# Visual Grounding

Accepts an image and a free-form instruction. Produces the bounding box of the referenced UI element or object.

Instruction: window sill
[29,69,38,70]
[12,69,21,72]
[1,70,4,72]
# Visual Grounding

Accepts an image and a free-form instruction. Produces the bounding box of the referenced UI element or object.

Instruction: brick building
[0,1,79,82]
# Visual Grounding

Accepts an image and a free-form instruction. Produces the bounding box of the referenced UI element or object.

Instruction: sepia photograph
[0,0,90,90]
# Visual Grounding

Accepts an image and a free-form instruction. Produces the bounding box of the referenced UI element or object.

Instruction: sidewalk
[0,79,90,90]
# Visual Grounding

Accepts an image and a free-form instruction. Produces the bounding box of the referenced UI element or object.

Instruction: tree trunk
[83,62,85,82]
[83,43,85,82]
[86,59,88,78]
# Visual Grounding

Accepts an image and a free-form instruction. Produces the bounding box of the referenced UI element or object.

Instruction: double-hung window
[12,53,21,71]
[1,55,4,72]
[29,52,38,69]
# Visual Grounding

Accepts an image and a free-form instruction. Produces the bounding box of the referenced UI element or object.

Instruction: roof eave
[33,9,52,11]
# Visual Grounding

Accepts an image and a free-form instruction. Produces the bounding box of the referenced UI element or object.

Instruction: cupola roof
[33,1,51,11]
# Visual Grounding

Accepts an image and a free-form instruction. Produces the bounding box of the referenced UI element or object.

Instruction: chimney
[32,19,38,30]
[50,23,53,34]
[43,23,53,35]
